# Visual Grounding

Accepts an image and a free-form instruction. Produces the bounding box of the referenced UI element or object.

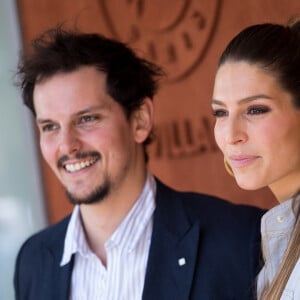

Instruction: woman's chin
[235,176,264,191]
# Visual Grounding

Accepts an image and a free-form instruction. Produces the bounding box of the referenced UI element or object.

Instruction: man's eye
[247,106,271,115]
[42,124,58,132]
[79,115,98,123]
[212,109,228,118]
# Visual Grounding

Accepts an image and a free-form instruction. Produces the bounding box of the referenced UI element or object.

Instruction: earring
[224,158,234,177]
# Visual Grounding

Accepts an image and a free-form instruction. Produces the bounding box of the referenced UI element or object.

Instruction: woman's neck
[270,178,300,203]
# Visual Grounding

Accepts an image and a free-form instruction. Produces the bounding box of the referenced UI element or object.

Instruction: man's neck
[79,169,148,264]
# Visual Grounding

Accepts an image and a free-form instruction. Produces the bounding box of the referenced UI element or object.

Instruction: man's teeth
[65,159,96,173]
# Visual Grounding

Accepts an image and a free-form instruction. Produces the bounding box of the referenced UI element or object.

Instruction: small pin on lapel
[178,257,186,266]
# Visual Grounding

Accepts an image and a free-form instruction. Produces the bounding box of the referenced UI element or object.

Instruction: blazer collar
[142,179,201,300]
[42,216,74,300]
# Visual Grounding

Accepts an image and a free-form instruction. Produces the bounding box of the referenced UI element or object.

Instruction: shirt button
[277,215,285,223]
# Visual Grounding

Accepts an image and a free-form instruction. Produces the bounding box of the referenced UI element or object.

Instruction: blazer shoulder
[17,214,71,258]
[14,215,72,299]
[155,178,265,226]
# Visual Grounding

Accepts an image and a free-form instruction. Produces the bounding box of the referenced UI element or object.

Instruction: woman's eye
[247,106,271,115]
[212,109,228,118]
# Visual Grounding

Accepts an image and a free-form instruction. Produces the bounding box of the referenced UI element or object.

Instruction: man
[14,27,264,300]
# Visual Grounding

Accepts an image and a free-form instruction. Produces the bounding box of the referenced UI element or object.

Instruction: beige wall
[17,0,300,223]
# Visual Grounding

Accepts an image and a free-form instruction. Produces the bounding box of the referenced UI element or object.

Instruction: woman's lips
[228,155,260,168]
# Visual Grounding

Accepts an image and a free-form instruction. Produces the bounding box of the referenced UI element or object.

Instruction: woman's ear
[132,98,154,143]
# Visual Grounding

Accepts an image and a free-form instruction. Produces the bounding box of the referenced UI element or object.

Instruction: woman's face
[212,61,300,201]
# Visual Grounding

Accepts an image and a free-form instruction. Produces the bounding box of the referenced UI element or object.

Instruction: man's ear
[132,98,154,143]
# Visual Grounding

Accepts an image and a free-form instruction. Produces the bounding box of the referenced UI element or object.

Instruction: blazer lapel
[40,249,73,300]
[142,180,201,300]
[40,217,73,300]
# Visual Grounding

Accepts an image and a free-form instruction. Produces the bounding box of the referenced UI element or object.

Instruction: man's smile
[64,157,99,173]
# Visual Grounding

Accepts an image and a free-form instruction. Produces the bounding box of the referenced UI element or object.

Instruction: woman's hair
[218,20,300,300]
[218,19,300,109]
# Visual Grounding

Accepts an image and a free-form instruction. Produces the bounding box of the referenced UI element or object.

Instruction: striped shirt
[60,173,156,300]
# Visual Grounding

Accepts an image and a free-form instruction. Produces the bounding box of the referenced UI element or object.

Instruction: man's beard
[65,179,110,205]
[58,151,110,205]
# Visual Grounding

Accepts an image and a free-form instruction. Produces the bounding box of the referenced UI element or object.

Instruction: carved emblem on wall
[99,0,221,82]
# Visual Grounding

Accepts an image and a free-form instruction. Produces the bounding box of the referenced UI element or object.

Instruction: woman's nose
[224,117,248,145]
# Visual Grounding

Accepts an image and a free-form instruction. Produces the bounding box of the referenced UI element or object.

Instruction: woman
[212,20,300,299]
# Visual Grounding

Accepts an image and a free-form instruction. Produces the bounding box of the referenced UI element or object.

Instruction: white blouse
[257,194,300,299]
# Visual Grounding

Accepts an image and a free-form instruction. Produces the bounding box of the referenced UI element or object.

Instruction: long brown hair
[217,19,300,300]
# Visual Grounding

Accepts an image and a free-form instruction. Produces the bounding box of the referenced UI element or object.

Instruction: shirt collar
[107,172,156,252]
[60,173,156,266]
[60,205,87,266]
[261,194,300,237]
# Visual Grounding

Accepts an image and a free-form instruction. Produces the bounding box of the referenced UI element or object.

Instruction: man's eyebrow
[36,118,52,124]
[211,94,273,105]
[36,104,111,123]
[74,104,111,116]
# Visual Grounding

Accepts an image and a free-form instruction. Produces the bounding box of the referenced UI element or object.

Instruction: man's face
[33,66,150,204]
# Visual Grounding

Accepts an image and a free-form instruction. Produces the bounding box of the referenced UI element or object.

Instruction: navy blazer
[14,180,264,300]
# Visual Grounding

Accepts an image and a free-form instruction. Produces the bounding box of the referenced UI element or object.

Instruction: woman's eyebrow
[212,94,273,105]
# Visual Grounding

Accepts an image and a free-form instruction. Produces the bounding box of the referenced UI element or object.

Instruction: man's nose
[58,128,81,155]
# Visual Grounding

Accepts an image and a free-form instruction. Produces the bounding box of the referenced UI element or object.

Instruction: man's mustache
[57,151,101,168]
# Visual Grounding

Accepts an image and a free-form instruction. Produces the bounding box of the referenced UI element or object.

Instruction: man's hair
[17,26,164,159]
